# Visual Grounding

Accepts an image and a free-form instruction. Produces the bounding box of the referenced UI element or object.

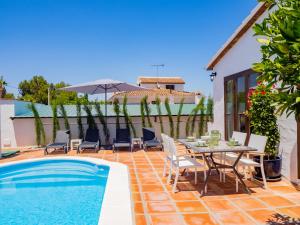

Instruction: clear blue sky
[0,0,258,97]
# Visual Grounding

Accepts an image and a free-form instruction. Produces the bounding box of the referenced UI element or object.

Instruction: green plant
[95,101,110,143]
[140,97,146,127]
[253,0,300,122]
[28,103,46,146]
[246,83,280,156]
[144,96,153,127]
[198,97,206,136]
[0,76,8,98]
[83,104,97,129]
[155,97,164,133]
[191,100,203,135]
[176,98,184,138]
[76,100,84,139]
[206,96,214,122]
[51,103,60,142]
[59,104,71,137]
[113,98,121,129]
[123,95,137,137]
[164,98,174,137]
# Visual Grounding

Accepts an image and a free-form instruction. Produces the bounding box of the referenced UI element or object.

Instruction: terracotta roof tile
[111,88,199,98]
[138,77,185,84]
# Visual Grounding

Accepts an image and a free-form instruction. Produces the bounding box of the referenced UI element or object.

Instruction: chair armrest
[247,151,265,156]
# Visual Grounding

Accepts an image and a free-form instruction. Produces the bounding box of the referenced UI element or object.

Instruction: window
[165,85,175,90]
[224,69,258,140]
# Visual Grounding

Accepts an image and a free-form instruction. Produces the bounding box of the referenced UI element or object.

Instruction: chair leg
[172,168,179,193]
[167,162,173,184]
[194,168,197,184]
[260,163,267,189]
[236,176,239,192]
[203,169,207,193]
[163,158,167,177]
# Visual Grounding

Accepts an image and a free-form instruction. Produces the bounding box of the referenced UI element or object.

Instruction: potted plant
[246,82,281,181]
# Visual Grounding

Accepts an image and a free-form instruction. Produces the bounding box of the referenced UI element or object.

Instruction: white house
[137,76,185,91]
[206,3,299,182]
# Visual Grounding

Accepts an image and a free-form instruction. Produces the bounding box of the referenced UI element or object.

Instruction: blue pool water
[0,159,109,225]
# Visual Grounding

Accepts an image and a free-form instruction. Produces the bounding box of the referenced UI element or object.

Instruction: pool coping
[0,156,134,225]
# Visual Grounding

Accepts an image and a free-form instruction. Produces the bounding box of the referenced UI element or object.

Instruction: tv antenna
[151,64,165,77]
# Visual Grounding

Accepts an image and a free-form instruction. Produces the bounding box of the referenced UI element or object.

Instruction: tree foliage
[143,96,153,127]
[123,95,137,137]
[140,97,146,127]
[198,97,206,136]
[164,98,174,137]
[51,103,60,142]
[59,104,71,137]
[253,0,300,121]
[83,104,97,129]
[206,96,214,122]
[113,98,121,129]
[246,83,280,156]
[76,100,84,139]
[28,103,46,146]
[155,97,164,133]
[95,101,110,143]
[18,75,88,104]
[176,98,184,138]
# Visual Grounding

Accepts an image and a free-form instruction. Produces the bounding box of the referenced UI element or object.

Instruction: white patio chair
[219,131,247,181]
[167,136,206,193]
[161,134,191,180]
[226,134,268,191]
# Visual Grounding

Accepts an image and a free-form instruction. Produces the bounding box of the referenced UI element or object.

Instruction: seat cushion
[114,143,131,148]
[47,143,66,148]
[239,158,260,166]
[173,156,204,168]
[144,140,161,147]
[79,141,98,149]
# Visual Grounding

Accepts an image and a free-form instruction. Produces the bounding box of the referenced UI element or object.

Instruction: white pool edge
[0,157,134,225]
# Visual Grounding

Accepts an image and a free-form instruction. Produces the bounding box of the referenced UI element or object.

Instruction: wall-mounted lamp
[210,72,217,82]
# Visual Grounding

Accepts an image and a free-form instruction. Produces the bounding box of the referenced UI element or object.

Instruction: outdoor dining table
[177,139,257,196]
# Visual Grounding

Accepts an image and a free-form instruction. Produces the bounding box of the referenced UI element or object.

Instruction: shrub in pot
[247,82,281,181]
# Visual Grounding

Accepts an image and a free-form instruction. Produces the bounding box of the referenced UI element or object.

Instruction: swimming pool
[0,157,133,225]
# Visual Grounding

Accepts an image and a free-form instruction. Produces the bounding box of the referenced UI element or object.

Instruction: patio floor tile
[183,213,217,225]
[141,184,165,192]
[146,201,177,214]
[169,191,199,201]
[150,214,183,225]
[258,195,295,207]
[204,199,237,212]
[277,206,300,219]
[216,211,254,225]
[143,192,170,201]
[175,201,207,213]
[134,202,145,214]
[135,214,147,225]
[246,209,282,224]
[231,197,267,210]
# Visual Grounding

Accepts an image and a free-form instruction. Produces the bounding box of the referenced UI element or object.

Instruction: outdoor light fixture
[210,72,217,82]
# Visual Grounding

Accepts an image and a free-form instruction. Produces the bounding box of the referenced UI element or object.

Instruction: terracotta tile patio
[1,146,300,225]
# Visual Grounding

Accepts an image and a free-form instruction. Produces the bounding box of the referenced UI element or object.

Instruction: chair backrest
[161,133,170,155]
[248,134,268,154]
[116,128,131,143]
[167,136,178,160]
[143,128,156,141]
[55,130,69,143]
[85,128,100,142]
[232,131,247,145]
